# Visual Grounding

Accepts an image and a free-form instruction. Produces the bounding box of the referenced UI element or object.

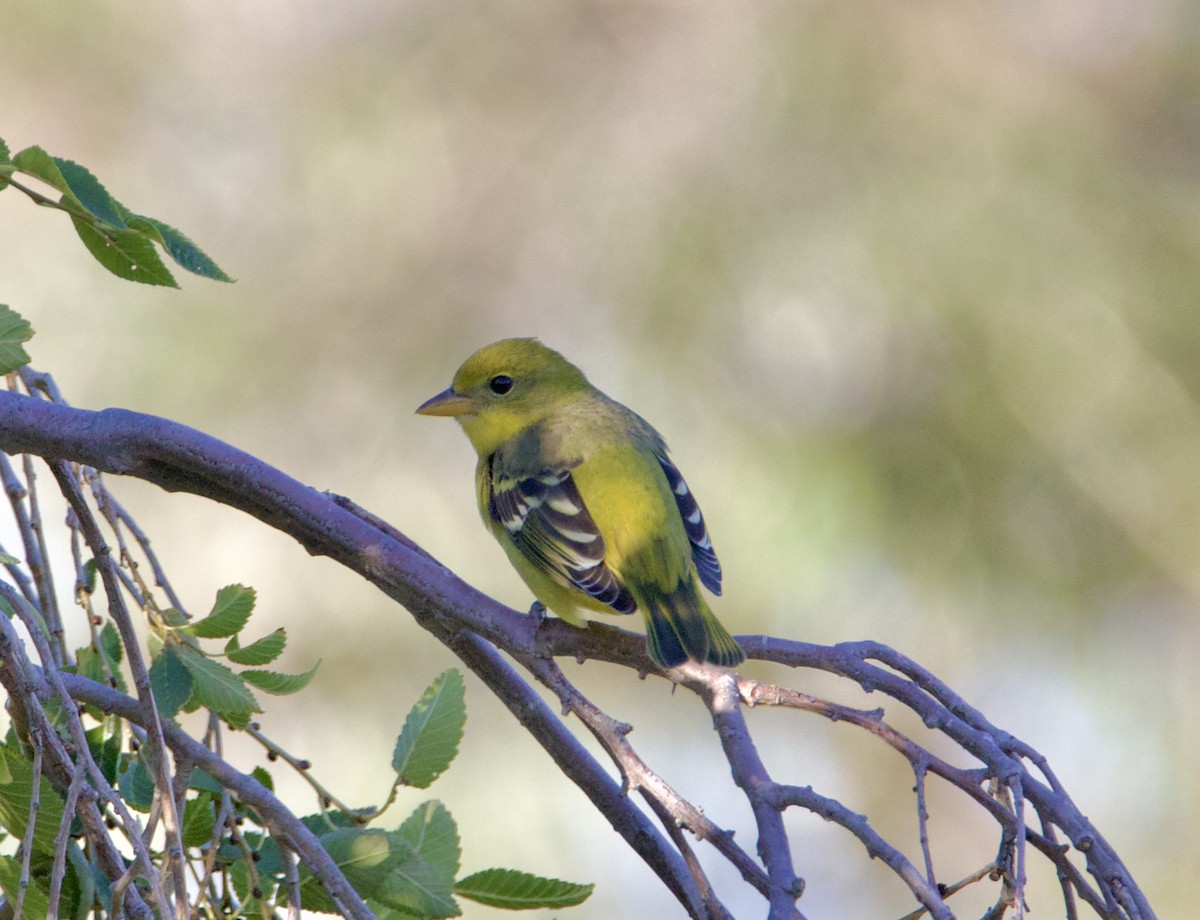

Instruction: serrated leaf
[0,855,50,920]
[229,857,252,903]
[226,628,286,666]
[296,828,412,913]
[12,145,71,195]
[84,722,122,785]
[126,215,234,282]
[96,621,127,693]
[397,801,460,877]
[52,158,127,228]
[181,794,216,848]
[248,832,283,885]
[391,670,465,788]
[149,644,193,719]
[0,137,11,162]
[174,644,261,723]
[454,868,593,910]
[71,216,177,287]
[189,768,224,795]
[187,585,255,639]
[75,645,106,684]
[375,857,459,918]
[81,557,98,593]
[250,765,274,792]
[0,305,33,375]
[118,761,155,813]
[11,145,229,289]
[378,805,460,919]
[98,621,122,665]
[0,747,66,857]
[371,804,460,918]
[241,661,319,696]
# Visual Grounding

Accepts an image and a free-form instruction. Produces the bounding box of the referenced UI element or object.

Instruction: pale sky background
[1,2,1196,916]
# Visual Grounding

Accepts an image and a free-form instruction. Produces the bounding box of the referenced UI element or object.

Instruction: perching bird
[416,338,744,668]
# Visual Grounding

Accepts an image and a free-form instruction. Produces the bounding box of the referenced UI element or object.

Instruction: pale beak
[415,387,474,417]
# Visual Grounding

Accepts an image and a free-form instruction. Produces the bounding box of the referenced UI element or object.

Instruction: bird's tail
[641,587,745,668]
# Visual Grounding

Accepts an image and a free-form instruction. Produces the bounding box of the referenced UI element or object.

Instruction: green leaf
[0,855,50,920]
[229,857,253,903]
[189,768,224,795]
[71,216,178,287]
[11,144,230,288]
[0,137,9,162]
[118,761,156,813]
[12,145,72,196]
[187,584,256,639]
[372,801,461,917]
[126,214,234,282]
[81,558,98,593]
[367,802,460,918]
[74,644,106,684]
[297,828,412,913]
[251,765,274,792]
[98,621,122,668]
[149,644,193,719]
[391,669,466,788]
[374,864,459,918]
[241,661,320,696]
[0,304,33,375]
[454,868,593,910]
[52,158,127,228]
[0,747,66,857]
[226,628,286,666]
[182,794,216,848]
[397,800,460,878]
[85,722,122,785]
[174,644,261,725]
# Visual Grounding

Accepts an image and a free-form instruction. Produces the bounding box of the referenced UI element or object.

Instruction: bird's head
[416,338,591,455]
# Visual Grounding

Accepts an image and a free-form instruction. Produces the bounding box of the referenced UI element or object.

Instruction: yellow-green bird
[416,338,744,668]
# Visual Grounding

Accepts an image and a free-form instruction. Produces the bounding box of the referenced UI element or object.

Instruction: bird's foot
[528,600,548,622]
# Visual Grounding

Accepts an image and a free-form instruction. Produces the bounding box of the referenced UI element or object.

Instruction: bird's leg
[527,601,554,659]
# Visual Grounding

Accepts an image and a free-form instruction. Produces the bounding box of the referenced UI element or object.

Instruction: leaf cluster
[286,671,592,916]
[0,136,232,288]
[0,655,589,919]
[144,584,318,730]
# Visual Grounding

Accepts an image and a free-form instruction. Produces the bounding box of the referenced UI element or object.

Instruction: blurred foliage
[2,1,1197,915]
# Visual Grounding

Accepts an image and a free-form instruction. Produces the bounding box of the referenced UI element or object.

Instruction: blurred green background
[2,1,1196,916]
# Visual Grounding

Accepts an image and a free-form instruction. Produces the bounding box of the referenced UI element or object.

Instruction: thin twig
[533,655,767,901]
[47,762,89,920]
[21,453,64,664]
[282,843,302,920]
[51,462,189,920]
[701,668,804,920]
[15,744,43,920]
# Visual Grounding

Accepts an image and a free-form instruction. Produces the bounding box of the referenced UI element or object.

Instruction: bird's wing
[655,452,722,595]
[487,456,637,615]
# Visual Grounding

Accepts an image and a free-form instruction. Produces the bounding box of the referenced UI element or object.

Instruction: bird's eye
[489,374,514,395]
